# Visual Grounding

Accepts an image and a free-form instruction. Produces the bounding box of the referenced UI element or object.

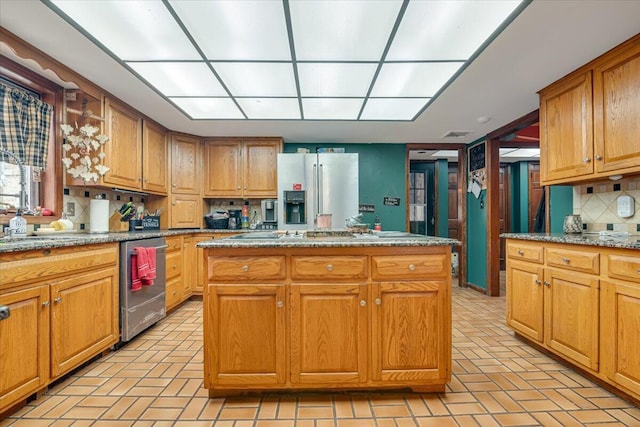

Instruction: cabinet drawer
[291,256,367,281]
[546,247,599,274]
[166,250,183,281]
[506,241,544,264]
[608,254,640,283]
[209,256,286,282]
[166,278,182,309]
[372,254,448,280]
[166,236,183,252]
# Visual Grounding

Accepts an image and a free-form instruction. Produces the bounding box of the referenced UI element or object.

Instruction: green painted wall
[436,159,449,237]
[550,186,574,232]
[509,162,531,233]
[465,140,487,290]
[283,143,407,231]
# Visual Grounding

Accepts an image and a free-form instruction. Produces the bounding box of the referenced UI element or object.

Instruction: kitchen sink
[227,232,281,240]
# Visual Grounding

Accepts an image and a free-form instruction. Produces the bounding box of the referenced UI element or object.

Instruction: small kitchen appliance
[261,199,278,225]
[228,209,242,230]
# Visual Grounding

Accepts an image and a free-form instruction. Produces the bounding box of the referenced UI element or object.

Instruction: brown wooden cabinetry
[141,120,169,194]
[203,138,281,198]
[171,134,201,195]
[203,245,452,396]
[0,244,119,413]
[506,239,640,401]
[540,34,640,184]
[165,235,184,311]
[103,97,143,189]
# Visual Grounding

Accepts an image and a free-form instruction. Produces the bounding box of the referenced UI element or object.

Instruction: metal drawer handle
[637,268,640,275]
[42,301,50,307]
[544,281,550,287]
[54,297,62,303]
[375,298,381,305]
[326,264,333,271]
[583,157,590,163]
[360,300,366,307]
[562,257,570,264]
[242,265,249,272]
[517,250,524,256]
[535,279,541,285]
[408,264,415,271]
[595,155,602,161]
[277,301,284,308]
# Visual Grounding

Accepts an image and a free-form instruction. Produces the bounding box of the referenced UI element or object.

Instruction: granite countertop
[0,228,252,254]
[197,231,460,249]
[501,232,640,250]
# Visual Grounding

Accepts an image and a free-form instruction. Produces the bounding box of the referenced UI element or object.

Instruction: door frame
[486,110,543,296]
[406,144,466,287]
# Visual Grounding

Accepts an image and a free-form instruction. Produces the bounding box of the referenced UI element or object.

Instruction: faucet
[0,148,27,211]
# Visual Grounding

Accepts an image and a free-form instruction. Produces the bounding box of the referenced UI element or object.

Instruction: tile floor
[2,284,639,426]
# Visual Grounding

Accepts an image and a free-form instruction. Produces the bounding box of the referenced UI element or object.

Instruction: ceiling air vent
[441,130,473,138]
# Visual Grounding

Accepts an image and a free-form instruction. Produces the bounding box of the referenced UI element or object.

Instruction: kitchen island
[198,231,459,396]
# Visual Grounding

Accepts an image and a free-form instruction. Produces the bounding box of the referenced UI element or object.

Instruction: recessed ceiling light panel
[302,98,364,120]
[371,62,464,97]
[360,98,429,121]
[236,98,301,120]
[127,62,226,96]
[170,97,244,119]
[212,62,297,97]
[298,63,378,97]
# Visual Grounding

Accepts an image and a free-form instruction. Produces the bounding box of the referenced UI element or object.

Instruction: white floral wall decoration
[60,123,110,184]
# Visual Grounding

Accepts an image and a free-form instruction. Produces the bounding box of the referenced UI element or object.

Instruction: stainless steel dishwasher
[119,237,167,342]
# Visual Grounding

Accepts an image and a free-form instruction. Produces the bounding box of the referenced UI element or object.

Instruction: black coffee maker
[228,209,242,229]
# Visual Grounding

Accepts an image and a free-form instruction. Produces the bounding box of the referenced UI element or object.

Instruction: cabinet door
[506,260,544,342]
[142,120,168,194]
[593,44,640,174]
[601,280,640,396]
[103,97,142,189]
[170,194,202,229]
[290,283,367,385]
[544,269,600,371]
[166,242,183,310]
[243,139,280,198]
[371,281,449,383]
[171,134,201,194]
[182,237,194,301]
[539,71,594,184]
[50,268,118,379]
[205,284,286,387]
[203,141,242,197]
[0,286,49,413]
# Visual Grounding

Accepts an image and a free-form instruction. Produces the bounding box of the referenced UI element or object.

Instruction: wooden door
[169,194,201,229]
[243,139,280,198]
[539,71,594,183]
[544,269,600,371]
[170,134,201,195]
[205,284,286,387]
[447,163,460,240]
[50,268,118,378]
[601,280,640,396]
[593,43,640,174]
[528,163,543,233]
[506,260,544,342]
[203,140,242,197]
[142,120,168,195]
[103,97,142,190]
[290,283,367,385]
[371,281,449,382]
[0,285,49,413]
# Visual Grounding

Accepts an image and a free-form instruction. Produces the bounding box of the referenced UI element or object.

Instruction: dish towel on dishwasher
[131,247,156,290]
[141,247,156,286]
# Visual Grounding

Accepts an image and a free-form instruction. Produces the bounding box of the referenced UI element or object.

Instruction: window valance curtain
[0,83,53,168]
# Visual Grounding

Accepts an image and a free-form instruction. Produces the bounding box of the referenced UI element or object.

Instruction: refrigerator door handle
[313,163,318,220]
[319,163,324,214]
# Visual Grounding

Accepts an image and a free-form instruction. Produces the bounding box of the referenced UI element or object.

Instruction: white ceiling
[1,1,639,145]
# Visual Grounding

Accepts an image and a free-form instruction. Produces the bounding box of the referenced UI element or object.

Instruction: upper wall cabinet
[203,138,282,198]
[170,133,201,195]
[98,98,168,194]
[540,35,640,185]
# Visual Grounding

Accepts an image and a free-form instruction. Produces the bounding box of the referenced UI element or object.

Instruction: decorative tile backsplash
[62,188,146,231]
[573,176,640,233]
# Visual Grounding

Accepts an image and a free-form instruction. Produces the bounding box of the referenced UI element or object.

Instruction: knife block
[109,212,130,232]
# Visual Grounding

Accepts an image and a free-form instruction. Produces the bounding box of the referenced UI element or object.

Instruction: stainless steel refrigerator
[277,153,359,230]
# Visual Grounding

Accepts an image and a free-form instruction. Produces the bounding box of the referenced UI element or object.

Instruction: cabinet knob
[535,279,541,285]
[637,269,640,275]
[172,264,177,269]
[518,250,524,256]
[595,155,602,161]
[237,186,241,190]
[42,301,50,307]
[244,187,247,190]
[375,298,381,305]
[360,300,366,307]
[277,301,284,308]
[54,297,62,303]
[544,281,550,287]
[408,264,415,271]
[583,157,590,163]
[562,257,570,264]
[242,265,249,272]
[326,264,333,271]
[172,183,176,187]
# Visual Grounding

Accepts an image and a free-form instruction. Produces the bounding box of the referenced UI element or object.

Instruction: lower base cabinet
[505,239,640,402]
[203,246,452,395]
[0,244,119,414]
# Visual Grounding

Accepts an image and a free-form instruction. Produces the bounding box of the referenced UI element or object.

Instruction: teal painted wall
[436,159,449,237]
[509,162,531,233]
[466,140,487,290]
[283,143,407,231]
[550,186,573,232]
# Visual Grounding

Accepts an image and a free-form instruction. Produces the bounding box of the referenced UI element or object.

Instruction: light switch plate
[616,195,634,218]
